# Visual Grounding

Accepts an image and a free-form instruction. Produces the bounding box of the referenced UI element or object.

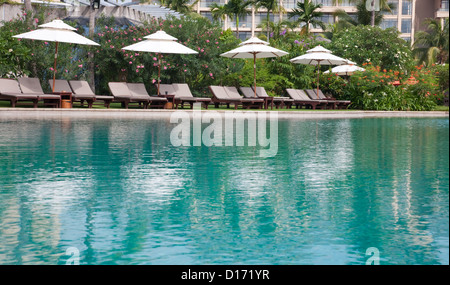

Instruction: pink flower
[152,79,156,84]
[44,42,48,45]
[49,67,54,71]
[215,42,219,44]
[163,66,167,70]
[206,40,210,43]
[129,61,132,64]
[209,73,213,77]
[184,70,187,72]
[179,24,182,28]
[34,18,39,23]
[153,57,157,61]
[136,69,139,73]
[78,64,83,68]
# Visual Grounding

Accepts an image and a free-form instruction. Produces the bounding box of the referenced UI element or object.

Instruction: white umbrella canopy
[13,19,100,92]
[290,45,350,98]
[122,30,198,95]
[324,64,365,76]
[220,37,288,97]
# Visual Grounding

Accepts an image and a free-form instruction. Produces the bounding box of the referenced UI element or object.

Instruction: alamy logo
[170,110,279,158]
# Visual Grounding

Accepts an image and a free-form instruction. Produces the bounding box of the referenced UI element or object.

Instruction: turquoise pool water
[0,116,448,265]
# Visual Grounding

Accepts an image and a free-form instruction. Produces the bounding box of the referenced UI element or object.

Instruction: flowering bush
[93,15,240,96]
[345,64,437,110]
[0,8,89,91]
[332,25,413,72]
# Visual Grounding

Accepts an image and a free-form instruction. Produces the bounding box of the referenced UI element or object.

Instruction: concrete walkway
[0,108,448,120]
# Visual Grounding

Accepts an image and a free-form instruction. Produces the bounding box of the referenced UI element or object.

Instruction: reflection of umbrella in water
[290,45,349,99]
[220,37,288,97]
[122,30,198,96]
[13,19,100,92]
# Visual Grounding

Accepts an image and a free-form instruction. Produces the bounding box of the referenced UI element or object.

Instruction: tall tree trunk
[236,15,240,39]
[267,11,270,40]
[371,0,375,27]
[88,2,96,92]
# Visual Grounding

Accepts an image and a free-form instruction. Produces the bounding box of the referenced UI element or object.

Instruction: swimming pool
[0,115,448,265]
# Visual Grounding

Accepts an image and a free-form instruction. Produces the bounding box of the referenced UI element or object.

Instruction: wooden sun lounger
[286,89,329,109]
[309,89,351,109]
[209,85,241,109]
[158,83,210,109]
[69,80,114,108]
[254,86,294,109]
[108,82,149,109]
[224,86,264,109]
[51,79,95,108]
[172,83,211,109]
[0,78,39,108]
[305,89,338,109]
[127,83,167,108]
[17,77,61,108]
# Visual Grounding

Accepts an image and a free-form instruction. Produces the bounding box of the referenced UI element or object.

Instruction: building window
[339,0,353,6]
[238,32,252,41]
[401,0,412,15]
[318,14,334,25]
[230,14,252,28]
[401,36,411,43]
[441,0,449,11]
[401,18,412,33]
[200,0,226,8]
[201,12,214,23]
[312,0,333,6]
[380,18,398,30]
[381,0,398,15]
[284,0,298,9]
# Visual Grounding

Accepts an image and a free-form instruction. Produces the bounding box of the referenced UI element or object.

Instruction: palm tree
[210,2,228,24]
[413,18,449,66]
[254,0,284,40]
[288,0,325,35]
[166,0,198,14]
[332,0,392,27]
[257,19,292,39]
[332,0,394,28]
[211,0,252,38]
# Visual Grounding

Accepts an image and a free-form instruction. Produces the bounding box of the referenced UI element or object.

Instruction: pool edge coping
[0,108,448,119]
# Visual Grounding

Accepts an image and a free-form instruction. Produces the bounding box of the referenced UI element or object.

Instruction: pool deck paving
[0,108,448,120]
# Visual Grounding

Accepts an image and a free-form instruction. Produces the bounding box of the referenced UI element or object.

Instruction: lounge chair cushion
[0,79,38,100]
[128,83,167,102]
[17,78,45,94]
[108,82,132,99]
[158,84,176,96]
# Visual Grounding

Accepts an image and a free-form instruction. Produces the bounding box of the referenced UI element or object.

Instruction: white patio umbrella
[324,63,365,76]
[122,30,198,96]
[220,37,288,97]
[13,19,100,92]
[290,45,349,99]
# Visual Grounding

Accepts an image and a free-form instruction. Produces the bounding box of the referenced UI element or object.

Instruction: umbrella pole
[253,53,257,97]
[316,63,320,99]
[52,41,58,93]
[157,53,161,96]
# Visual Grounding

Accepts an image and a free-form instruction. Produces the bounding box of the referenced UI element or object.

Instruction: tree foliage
[332,25,413,71]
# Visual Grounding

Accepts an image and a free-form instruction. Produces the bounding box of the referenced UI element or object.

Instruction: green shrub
[332,25,413,71]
